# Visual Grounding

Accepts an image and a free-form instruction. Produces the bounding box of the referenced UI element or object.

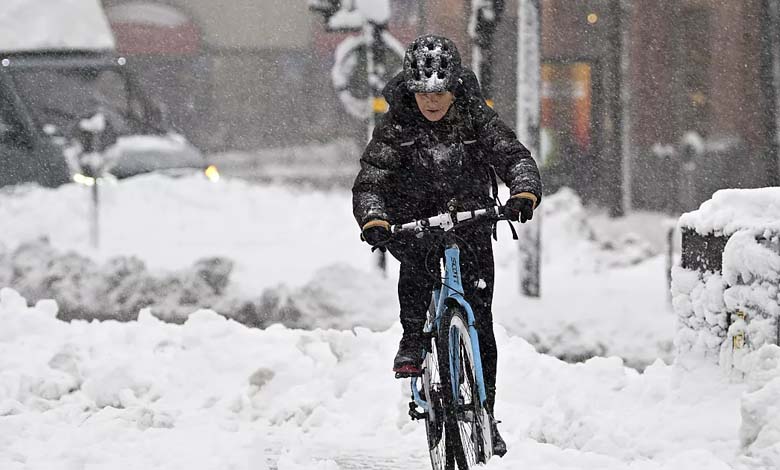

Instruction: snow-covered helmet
[403,35,462,93]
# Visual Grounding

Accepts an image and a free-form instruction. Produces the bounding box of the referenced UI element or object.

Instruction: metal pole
[666,224,674,306]
[91,179,99,249]
[365,22,377,141]
[366,19,389,274]
[619,0,633,213]
[516,0,541,297]
[418,0,427,35]
[765,0,780,185]
[603,0,623,216]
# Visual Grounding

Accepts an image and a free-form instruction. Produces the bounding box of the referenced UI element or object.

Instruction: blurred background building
[100,0,780,214]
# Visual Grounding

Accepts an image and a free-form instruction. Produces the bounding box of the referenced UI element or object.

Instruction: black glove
[361,219,391,246]
[504,193,537,223]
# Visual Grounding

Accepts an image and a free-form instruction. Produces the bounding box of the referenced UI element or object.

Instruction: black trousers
[387,229,498,414]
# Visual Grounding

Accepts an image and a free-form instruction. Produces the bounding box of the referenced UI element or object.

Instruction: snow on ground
[0,287,775,470]
[0,174,675,367]
[0,172,776,469]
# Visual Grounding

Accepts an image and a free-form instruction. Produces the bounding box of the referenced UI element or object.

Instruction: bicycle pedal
[408,402,427,420]
[395,371,422,379]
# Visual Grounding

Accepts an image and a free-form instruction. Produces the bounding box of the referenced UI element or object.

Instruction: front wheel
[421,339,458,470]
[438,304,493,468]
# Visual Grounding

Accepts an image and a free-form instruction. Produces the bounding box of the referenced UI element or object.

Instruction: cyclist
[352,34,542,455]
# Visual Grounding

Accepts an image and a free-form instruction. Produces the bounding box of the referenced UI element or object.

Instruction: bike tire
[438,304,493,469]
[421,338,457,470]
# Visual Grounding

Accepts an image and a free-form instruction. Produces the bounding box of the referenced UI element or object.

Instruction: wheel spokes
[424,343,452,470]
[454,333,482,467]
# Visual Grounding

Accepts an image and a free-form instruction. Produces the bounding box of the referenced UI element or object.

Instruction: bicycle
[381,203,506,469]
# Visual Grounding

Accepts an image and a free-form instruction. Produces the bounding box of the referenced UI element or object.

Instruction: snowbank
[0,288,766,469]
[0,175,675,366]
[739,344,780,466]
[0,175,676,366]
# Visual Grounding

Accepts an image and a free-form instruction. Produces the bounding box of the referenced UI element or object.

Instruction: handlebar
[390,205,506,235]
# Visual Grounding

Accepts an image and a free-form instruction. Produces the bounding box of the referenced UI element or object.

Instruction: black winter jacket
[352,68,542,227]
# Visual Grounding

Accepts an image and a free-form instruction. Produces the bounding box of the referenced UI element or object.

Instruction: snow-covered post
[516,0,541,297]
[73,112,115,249]
[679,131,704,212]
[313,0,397,274]
[358,0,391,274]
[673,188,780,375]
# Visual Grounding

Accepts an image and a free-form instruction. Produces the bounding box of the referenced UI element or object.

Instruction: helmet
[403,35,462,93]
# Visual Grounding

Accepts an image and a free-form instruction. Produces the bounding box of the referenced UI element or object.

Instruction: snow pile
[0,174,674,366]
[0,238,396,330]
[538,187,658,271]
[0,0,114,53]
[0,288,758,469]
[738,344,780,467]
[0,238,238,323]
[673,188,780,370]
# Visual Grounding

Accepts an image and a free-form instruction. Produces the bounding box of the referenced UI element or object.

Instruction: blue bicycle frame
[410,242,489,412]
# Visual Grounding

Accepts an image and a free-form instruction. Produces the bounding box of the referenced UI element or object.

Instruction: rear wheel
[439,305,492,468]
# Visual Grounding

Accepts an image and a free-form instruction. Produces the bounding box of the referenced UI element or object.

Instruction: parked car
[0,0,214,188]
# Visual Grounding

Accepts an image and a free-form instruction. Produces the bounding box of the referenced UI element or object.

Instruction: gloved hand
[504,192,537,223]
[361,219,391,246]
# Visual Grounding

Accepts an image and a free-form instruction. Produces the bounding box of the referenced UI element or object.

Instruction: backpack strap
[488,165,500,205]
[486,164,519,241]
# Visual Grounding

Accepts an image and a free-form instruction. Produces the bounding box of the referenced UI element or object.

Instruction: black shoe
[491,419,507,457]
[392,333,424,377]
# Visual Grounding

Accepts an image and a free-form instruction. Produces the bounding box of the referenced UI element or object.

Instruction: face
[414,91,454,122]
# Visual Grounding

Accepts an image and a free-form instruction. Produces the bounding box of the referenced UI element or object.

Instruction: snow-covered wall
[673,188,780,374]
[0,0,115,53]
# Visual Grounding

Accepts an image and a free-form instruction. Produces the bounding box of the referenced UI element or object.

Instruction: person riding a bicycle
[352,34,542,455]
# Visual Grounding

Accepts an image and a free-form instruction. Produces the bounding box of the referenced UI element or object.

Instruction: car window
[11,68,133,135]
[0,93,30,149]
[95,70,130,115]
